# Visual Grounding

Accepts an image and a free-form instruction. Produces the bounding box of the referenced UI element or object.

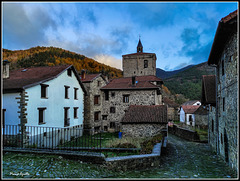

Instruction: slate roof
[121,105,168,124]
[81,73,102,83]
[181,105,200,114]
[208,10,238,65]
[201,75,216,105]
[100,75,163,90]
[3,65,87,94]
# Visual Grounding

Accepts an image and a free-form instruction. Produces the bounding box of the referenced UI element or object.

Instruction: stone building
[163,97,179,121]
[122,39,156,77]
[207,10,238,172]
[121,105,168,137]
[81,72,108,133]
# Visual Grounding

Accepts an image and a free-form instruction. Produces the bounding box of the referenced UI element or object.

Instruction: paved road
[113,134,237,178]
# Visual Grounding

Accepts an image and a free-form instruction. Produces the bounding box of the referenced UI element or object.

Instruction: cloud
[93,54,122,70]
[3,3,56,50]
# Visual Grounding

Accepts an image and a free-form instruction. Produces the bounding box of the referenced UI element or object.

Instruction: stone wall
[122,124,166,138]
[101,89,162,131]
[208,105,217,152]
[216,32,238,171]
[168,125,200,141]
[83,75,108,132]
[122,53,156,77]
[102,142,162,171]
[195,114,208,129]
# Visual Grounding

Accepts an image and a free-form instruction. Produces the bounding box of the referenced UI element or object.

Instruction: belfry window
[144,60,148,68]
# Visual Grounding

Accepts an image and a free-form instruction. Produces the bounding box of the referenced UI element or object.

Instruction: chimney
[132,76,136,86]
[3,60,10,79]
[81,69,86,80]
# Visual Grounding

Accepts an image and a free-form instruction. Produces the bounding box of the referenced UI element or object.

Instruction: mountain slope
[2,46,123,79]
[156,65,194,79]
[159,62,215,100]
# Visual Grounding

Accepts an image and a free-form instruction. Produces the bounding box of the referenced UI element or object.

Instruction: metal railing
[3,125,102,152]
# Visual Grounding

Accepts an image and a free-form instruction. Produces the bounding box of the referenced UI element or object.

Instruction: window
[64,107,70,127]
[38,108,46,125]
[228,55,233,62]
[105,91,109,101]
[41,84,49,98]
[110,122,115,128]
[212,119,214,132]
[144,60,148,68]
[97,81,101,87]
[74,88,78,100]
[222,60,224,76]
[102,115,108,120]
[74,107,78,118]
[67,69,72,77]
[94,112,100,121]
[94,95,100,105]
[2,109,6,128]
[111,92,115,97]
[110,107,115,113]
[123,95,129,103]
[223,97,225,112]
[65,86,70,99]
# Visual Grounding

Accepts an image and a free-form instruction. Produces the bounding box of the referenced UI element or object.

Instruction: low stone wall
[168,125,200,141]
[122,124,166,137]
[102,142,162,171]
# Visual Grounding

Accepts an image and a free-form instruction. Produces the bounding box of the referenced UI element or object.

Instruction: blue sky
[2,1,238,71]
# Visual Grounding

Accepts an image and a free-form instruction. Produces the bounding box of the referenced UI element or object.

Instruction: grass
[195,128,208,141]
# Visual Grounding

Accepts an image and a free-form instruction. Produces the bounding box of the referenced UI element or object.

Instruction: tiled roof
[163,97,179,108]
[100,75,163,90]
[208,10,238,65]
[121,105,168,124]
[201,75,216,105]
[221,10,238,23]
[122,52,155,57]
[181,105,200,114]
[3,65,87,94]
[81,73,101,83]
[182,100,200,106]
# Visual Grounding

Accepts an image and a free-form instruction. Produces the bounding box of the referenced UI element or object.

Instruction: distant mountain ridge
[156,65,194,79]
[157,62,215,100]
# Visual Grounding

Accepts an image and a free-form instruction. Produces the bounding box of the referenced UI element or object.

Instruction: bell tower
[122,38,157,77]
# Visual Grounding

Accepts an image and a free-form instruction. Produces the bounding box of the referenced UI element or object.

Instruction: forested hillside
[2,46,123,79]
[163,62,215,100]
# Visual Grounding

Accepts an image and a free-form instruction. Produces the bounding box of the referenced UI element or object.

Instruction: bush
[140,134,163,154]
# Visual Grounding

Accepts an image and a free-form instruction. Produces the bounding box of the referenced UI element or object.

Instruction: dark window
[110,122,115,128]
[94,95,100,105]
[64,107,70,127]
[144,60,148,68]
[221,133,223,144]
[111,92,115,97]
[67,69,72,76]
[110,107,115,113]
[105,91,109,101]
[212,119,214,132]
[223,97,225,111]
[65,86,70,99]
[74,88,78,100]
[38,108,46,125]
[74,107,78,118]
[222,60,224,76]
[97,81,101,87]
[2,109,6,128]
[157,89,161,95]
[94,112,100,121]
[41,84,49,98]
[102,115,108,120]
[123,95,129,103]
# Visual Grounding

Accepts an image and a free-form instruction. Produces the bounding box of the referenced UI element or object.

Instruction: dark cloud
[179,28,212,64]
[3,3,56,49]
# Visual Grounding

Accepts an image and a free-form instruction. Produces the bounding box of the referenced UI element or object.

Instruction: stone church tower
[122,39,157,77]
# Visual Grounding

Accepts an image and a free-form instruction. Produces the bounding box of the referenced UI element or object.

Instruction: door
[224,128,229,163]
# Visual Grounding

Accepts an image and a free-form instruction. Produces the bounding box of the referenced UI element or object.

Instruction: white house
[179,101,201,127]
[2,63,87,147]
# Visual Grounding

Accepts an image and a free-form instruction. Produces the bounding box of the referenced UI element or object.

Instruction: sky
[2,1,238,71]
